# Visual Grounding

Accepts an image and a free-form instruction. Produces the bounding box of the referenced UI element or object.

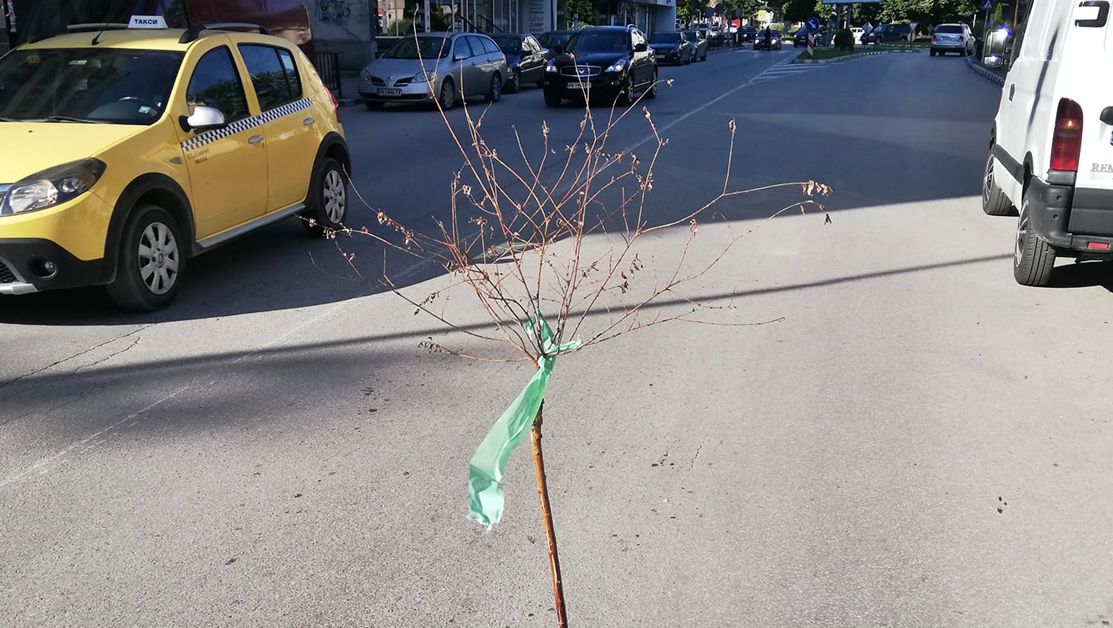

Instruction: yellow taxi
[0,18,350,310]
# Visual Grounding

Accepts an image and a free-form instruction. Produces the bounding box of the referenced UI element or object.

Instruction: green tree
[782,0,816,23]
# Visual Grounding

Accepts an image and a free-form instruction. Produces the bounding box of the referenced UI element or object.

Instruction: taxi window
[186,47,249,123]
[276,49,303,100]
[0,48,182,125]
[238,45,299,111]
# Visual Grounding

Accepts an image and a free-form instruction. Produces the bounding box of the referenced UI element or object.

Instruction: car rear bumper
[0,238,112,295]
[1029,178,1113,254]
[931,42,967,51]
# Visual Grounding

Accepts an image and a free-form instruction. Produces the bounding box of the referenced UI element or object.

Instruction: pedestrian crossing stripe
[181,97,313,153]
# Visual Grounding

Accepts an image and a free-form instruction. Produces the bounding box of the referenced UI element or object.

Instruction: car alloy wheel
[439,79,455,109]
[508,69,521,93]
[106,204,185,311]
[138,221,179,296]
[486,73,502,103]
[323,169,346,225]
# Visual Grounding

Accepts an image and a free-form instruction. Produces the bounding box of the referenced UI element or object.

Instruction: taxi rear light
[1051,98,1084,172]
[328,89,339,112]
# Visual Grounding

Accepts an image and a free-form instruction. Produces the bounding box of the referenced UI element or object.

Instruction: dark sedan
[737,25,757,43]
[491,33,551,92]
[793,28,811,47]
[538,30,576,54]
[542,26,658,107]
[648,31,692,65]
[753,29,782,50]
[683,30,708,61]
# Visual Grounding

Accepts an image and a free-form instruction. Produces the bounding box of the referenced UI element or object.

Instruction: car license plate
[377,88,402,96]
[566,81,590,90]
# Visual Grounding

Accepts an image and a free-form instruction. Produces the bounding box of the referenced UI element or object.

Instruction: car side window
[238,44,298,111]
[277,49,303,100]
[479,36,500,55]
[186,46,249,122]
[453,37,473,59]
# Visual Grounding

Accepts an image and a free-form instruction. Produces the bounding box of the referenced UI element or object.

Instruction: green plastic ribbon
[468,313,582,526]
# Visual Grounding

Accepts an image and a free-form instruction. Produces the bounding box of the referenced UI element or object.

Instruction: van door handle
[1009,85,1015,100]
[249,135,264,145]
[303,117,315,125]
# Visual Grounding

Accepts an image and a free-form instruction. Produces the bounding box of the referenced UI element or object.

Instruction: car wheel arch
[105,174,195,273]
[307,131,352,201]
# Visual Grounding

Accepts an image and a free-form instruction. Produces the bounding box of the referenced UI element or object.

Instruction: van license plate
[566,81,591,90]
[378,88,402,96]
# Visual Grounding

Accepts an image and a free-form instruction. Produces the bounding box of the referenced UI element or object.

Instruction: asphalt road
[4,49,1113,627]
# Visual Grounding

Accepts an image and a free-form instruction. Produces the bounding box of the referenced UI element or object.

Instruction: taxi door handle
[249,135,264,145]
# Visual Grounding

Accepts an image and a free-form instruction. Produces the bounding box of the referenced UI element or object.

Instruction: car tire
[485,72,502,103]
[438,78,456,110]
[365,101,385,110]
[544,90,562,107]
[1013,191,1056,286]
[106,204,184,311]
[507,69,521,94]
[982,151,1013,216]
[303,157,348,236]
[645,68,658,99]
[618,73,634,106]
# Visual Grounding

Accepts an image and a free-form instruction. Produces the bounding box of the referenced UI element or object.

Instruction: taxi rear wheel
[106,204,184,311]
[302,157,348,235]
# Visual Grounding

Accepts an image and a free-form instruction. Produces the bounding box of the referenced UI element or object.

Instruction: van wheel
[982,151,1013,216]
[303,157,348,235]
[1013,192,1056,286]
[106,204,184,311]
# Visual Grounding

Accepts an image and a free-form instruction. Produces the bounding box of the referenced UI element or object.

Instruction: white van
[983,0,1113,286]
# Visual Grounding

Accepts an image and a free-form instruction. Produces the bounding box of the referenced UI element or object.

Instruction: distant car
[538,30,576,54]
[542,25,658,107]
[491,33,551,92]
[849,27,865,43]
[359,33,508,110]
[753,29,782,50]
[865,23,913,44]
[738,25,757,43]
[648,31,692,65]
[683,30,708,61]
[793,28,811,47]
[930,23,975,56]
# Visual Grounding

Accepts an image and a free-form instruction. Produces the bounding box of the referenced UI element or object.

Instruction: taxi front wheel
[106,204,185,311]
[302,157,348,236]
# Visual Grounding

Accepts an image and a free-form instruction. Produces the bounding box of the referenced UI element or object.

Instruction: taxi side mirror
[180,106,226,133]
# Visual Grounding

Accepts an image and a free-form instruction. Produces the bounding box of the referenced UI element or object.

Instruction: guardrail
[313,51,343,98]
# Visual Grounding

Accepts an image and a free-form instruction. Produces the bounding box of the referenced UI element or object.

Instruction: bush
[834,28,855,50]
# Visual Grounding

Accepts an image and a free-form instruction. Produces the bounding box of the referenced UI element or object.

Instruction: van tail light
[1051,98,1084,172]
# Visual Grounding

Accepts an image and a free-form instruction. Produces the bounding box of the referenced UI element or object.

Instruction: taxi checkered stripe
[181,97,312,152]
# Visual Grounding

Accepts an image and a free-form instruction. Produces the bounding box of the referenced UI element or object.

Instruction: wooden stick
[531,402,568,627]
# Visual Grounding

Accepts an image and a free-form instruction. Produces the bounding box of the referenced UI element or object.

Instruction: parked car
[683,30,708,61]
[753,29,782,50]
[648,31,692,65]
[0,22,350,310]
[491,33,550,92]
[865,23,913,44]
[538,30,576,54]
[929,23,975,56]
[983,0,1113,286]
[359,33,507,110]
[738,25,757,43]
[849,27,865,44]
[542,26,658,107]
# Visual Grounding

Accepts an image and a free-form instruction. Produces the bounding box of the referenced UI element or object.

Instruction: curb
[965,57,1005,87]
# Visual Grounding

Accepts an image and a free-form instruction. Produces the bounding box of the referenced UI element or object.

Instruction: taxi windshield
[0,48,183,125]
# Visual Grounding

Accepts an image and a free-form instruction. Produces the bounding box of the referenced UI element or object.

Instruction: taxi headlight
[1,159,106,216]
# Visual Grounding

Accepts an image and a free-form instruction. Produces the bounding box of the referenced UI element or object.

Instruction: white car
[849,27,864,43]
[983,0,1113,286]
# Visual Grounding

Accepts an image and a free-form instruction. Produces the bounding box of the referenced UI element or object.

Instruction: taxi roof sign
[129,15,168,29]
